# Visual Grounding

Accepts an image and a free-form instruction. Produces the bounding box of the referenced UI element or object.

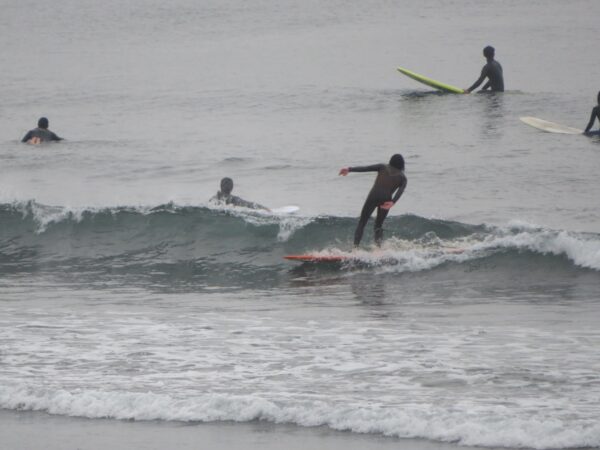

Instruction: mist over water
[2,1,600,449]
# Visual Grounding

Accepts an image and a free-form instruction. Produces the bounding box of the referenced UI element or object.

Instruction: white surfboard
[520,116,583,135]
[271,205,300,215]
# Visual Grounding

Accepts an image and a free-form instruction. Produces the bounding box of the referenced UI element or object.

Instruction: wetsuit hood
[389,154,405,171]
[483,46,495,59]
[220,177,233,195]
[37,117,49,129]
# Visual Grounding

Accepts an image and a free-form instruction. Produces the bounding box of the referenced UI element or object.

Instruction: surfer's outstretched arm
[229,195,269,211]
[339,164,384,176]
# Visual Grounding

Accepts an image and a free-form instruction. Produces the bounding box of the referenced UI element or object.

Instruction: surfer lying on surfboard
[339,154,407,248]
[210,177,269,211]
[584,91,600,135]
[21,117,63,144]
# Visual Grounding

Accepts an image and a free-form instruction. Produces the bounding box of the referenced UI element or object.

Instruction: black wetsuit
[349,164,407,246]
[211,192,267,210]
[584,106,600,134]
[21,127,62,143]
[468,60,504,92]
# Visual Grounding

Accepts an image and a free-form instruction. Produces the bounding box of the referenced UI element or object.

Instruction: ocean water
[1,0,600,449]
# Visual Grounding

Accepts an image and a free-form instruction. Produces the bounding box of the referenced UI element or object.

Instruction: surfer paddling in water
[464,46,504,93]
[210,177,269,211]
[21,117,63,144]
[583,91,600,135]
[339,154,407,248]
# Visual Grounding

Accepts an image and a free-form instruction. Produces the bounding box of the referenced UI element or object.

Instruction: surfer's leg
[354,200,377,247]
[374,207,389,247]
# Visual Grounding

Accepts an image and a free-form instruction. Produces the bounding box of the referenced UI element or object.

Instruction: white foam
[207,202,313,241]
[2,305,600,450]
[306,240,476,273]
[312,224,600,272]
[479,225,600,270]
[1,385,599,449]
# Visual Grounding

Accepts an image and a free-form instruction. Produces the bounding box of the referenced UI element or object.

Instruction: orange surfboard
[285,247,464,262]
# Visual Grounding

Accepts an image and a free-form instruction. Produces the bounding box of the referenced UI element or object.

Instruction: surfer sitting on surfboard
[339,154,407,248]
[210,177,269,211]
[464,46,504,93]
[584,91,600,135]
[21,117,63,144]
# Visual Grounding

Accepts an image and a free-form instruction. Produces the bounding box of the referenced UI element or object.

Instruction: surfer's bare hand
[380,201,394,210]
[463,89,470,94]
[339,167,350,176]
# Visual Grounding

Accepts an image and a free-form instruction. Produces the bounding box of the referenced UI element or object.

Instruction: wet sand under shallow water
[2,409,513,450]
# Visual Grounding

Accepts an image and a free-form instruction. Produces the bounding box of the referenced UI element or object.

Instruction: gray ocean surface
[1,1,600,448]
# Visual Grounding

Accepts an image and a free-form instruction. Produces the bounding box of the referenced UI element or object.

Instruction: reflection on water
[478,92,506,139]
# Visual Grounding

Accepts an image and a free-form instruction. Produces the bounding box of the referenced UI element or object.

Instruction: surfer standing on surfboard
[464,46,504,93]
[21,117,63,144]
[339,154,407,248]
[584,91,600,135]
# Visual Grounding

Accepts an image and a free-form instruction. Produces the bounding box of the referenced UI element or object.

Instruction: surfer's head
[37,117,49,129]
[220,177,233,195]
[389,154,405,171]
[483,46,495,59]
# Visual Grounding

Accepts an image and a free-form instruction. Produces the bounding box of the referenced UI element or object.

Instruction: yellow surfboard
[397,67,464,94]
